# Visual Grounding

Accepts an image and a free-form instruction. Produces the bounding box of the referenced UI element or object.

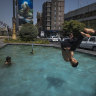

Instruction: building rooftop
[65,2,96,18]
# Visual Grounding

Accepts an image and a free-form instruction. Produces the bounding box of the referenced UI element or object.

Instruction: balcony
[47,13,51,16]
[47,19,51,21]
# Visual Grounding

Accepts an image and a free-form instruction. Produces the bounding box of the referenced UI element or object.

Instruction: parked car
[61,36,69,41]
[48,36,59,42]
[80,36,96,51]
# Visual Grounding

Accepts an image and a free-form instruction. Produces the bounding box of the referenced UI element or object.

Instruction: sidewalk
[76,48,96,56]
[52,43,96,56]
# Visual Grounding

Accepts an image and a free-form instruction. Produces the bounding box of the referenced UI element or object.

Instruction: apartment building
[42,0,64,37]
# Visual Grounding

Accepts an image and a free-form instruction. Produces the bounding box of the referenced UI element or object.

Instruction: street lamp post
[12,0,17,40]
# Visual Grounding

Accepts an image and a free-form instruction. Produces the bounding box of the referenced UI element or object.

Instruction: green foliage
[62,20,86,37]
[4,38,50,44]
[4,38,23,43]
[19,23,38,41]
[33,39,50,44]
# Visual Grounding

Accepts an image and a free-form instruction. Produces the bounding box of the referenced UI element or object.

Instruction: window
[59,27,61,30]
[47,13,50,16]
[54,17,56,21]
[47,3,51,7]
[53,36,58,38]
[59,17,61,21]
[58,7,61,11]
[89,37,95,42]
[83,37,89,41]
[54,22,56,24]
[47,8,50,12]
[58,2,64,7]
[58,22,60,25]
[47,22,50,25]
[54,7,56,11]
[58,2,61,6]
[58,6,63,11]
[54,2,56,6]
[47,17,50,20]
[59,12,61,16]
[54,11,56,15]
[47,27,50,30]
[54,26,56,29]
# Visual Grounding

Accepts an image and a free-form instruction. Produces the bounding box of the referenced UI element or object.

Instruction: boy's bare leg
[84,28,95,34]
[81,32,91,37]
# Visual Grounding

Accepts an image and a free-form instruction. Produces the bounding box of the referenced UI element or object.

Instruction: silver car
[48,36,59,42]
[80,36,96,51]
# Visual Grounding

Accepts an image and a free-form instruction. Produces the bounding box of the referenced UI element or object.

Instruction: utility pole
[16,0,19,32]
[78,0,80,8]
[12,0,17,40]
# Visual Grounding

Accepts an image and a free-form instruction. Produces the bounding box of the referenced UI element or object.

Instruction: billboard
[18,0,33,25]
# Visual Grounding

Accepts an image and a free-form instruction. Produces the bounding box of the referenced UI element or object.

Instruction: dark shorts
[70,33,84,51]
[61,39,71,50]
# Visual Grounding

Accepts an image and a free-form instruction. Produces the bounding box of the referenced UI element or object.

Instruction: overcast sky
[0,0,96,27]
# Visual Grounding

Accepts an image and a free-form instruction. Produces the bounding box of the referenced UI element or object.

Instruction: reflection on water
[46,76,64,88]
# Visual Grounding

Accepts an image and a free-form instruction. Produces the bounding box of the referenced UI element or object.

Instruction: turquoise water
[0,45,96,96]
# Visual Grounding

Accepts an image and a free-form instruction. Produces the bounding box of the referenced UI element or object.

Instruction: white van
[80,36,96,51]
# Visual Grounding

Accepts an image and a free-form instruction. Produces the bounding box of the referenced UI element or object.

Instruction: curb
[0,43,96,56]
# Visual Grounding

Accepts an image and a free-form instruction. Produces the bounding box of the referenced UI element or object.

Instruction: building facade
[37,12,42,36]
[42,0,64,37]
[42,1,51,34]
[65,3,96,30]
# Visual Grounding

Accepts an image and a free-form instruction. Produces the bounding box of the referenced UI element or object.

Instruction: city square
[0,0,96,96]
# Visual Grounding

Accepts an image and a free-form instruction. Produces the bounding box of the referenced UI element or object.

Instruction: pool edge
[0,43,96,56]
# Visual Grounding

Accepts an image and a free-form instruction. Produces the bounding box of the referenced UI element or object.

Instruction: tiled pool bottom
[0,45,96,96]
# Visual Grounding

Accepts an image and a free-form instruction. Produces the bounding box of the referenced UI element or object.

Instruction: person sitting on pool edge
[61,28,95,67]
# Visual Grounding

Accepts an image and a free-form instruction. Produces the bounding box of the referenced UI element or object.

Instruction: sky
[0,0,96,27]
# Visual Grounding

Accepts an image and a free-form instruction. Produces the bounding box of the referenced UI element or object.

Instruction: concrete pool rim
[0,43,96,56]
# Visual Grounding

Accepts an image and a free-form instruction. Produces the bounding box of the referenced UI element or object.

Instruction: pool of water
[0,45,96,96]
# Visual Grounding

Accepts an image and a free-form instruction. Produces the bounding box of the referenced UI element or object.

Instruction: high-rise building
[42,0,64,37]
[42,1,51,33]
[37,12,42,36]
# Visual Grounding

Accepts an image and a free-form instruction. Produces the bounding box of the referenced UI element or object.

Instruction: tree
[19,23,38,41]
[62,20,86,37]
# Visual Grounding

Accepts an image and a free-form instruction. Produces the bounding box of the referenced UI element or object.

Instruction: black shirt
[61,34,84,51]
